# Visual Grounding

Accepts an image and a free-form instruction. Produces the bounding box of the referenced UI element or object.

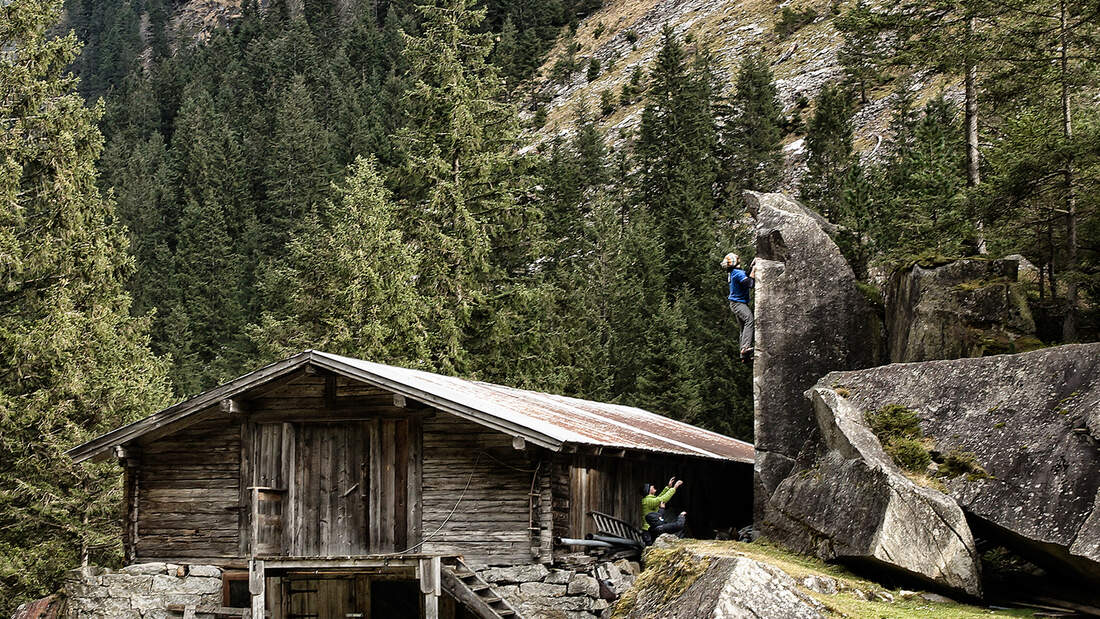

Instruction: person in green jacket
[641,477,684,536]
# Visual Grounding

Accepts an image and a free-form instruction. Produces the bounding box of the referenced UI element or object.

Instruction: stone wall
[477,557,640,619]
[60,563,223,619]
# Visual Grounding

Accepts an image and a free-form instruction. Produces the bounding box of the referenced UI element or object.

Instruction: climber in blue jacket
[722,253,756,361]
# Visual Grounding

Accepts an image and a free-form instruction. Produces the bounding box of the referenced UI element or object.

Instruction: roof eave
[66,352,315,464]
[67,351,568,464]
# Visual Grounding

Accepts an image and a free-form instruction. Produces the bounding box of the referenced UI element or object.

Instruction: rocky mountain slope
[521,0,956,188]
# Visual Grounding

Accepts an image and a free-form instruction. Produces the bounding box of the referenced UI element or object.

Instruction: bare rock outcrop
[747,191,979,598]
[744,190,883,522]
[613,546,827,619]
[765,389,982,596]
[817,344,1100,585]
[886,259,1038,362]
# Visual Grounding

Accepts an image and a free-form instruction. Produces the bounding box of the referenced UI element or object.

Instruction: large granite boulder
[764,388,982,596]
[613,546,827,618]
[816,344,1100,585]
[886,259,1038,362]
[744,191,883,520]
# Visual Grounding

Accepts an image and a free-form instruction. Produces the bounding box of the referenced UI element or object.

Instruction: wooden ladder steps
[441,558,525,619]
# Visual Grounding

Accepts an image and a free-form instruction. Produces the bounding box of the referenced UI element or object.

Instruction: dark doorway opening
[371,579,421,617]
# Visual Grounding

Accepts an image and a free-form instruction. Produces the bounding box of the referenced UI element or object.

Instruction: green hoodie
[641,485,676,530]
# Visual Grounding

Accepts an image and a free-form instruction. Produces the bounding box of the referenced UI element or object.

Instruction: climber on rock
[722,253,756,362]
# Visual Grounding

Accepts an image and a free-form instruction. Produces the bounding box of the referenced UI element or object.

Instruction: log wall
[421,413,544,566]
[134,417,242,562]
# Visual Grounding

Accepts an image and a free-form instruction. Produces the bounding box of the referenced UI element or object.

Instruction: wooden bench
[587,511,645,559]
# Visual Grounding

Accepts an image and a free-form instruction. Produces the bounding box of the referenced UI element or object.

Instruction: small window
[222,571,250,608]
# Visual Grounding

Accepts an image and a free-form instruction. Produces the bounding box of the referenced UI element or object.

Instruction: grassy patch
[865,404,923,440]
[855,281,883,308]
[940,450,991,481]
[816,591,1036,618]
[611,546,711,617]
[885,437,932,472]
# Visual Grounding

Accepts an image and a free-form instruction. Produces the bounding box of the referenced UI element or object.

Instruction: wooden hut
[70,350,753,618]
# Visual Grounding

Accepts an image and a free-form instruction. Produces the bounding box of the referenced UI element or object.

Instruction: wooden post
[419,557,440,619]
[249,559,265,619]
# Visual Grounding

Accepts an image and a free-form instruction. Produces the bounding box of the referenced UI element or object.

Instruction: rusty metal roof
[69,350,754,464]
[316,352,754,463]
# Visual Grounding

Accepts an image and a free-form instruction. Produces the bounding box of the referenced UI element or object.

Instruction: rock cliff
[745,190,883,525]
[748,190,1099,598]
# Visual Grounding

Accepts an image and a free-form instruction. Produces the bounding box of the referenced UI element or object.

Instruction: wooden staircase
[441,558,523,619]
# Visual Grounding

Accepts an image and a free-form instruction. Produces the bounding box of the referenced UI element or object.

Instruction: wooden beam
[393,393,407,408]
[221,398,247,423]
[512,436,526,450]
[246,408,435,425]
[248,559,264,619]
[420,557,441,619]
[258,556,429,569]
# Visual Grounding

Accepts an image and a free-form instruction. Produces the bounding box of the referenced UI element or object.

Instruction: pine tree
[253,157,430,363]
[836,0,886,104]
[395,0,526,375]
[978,0,1100,341]
[490,15,519,84]
[166,83,251,393]
[634,26,718,296]
[0,1,172,610]
[836,162,876,278]
[720,53,785,197]
[262,74,338,255]
[878,96,969,260]
[800,83,855,221]
[884,0,993,251]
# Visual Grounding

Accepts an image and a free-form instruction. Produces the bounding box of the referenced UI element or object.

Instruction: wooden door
[250,417,422,557]
[368,419,417,553]
[289,422,370,556]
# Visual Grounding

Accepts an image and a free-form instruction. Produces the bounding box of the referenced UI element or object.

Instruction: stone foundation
[477,557,640,619]
[17,559,635,619]
[60,563,223,619]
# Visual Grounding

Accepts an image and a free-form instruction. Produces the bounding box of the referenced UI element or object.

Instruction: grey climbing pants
[729,301,754,352]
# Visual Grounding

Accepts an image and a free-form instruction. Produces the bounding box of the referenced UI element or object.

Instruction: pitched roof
[68,350,754,464]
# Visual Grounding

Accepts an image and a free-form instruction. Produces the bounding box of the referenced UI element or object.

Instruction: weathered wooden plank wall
[135,417,241,561]
[421,414,541,566]
[247,372,419,557]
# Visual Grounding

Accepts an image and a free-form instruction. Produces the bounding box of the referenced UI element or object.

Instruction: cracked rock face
[745,191,883,521]
[615,548,827,619]
[819,344,1100,585]
[764,390,982,597]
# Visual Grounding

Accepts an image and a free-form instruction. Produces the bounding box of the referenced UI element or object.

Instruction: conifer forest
[2,0,1099,610]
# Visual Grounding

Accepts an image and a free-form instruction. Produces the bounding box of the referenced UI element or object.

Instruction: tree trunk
[965,17,986,254]
[1059,0,1078,342]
